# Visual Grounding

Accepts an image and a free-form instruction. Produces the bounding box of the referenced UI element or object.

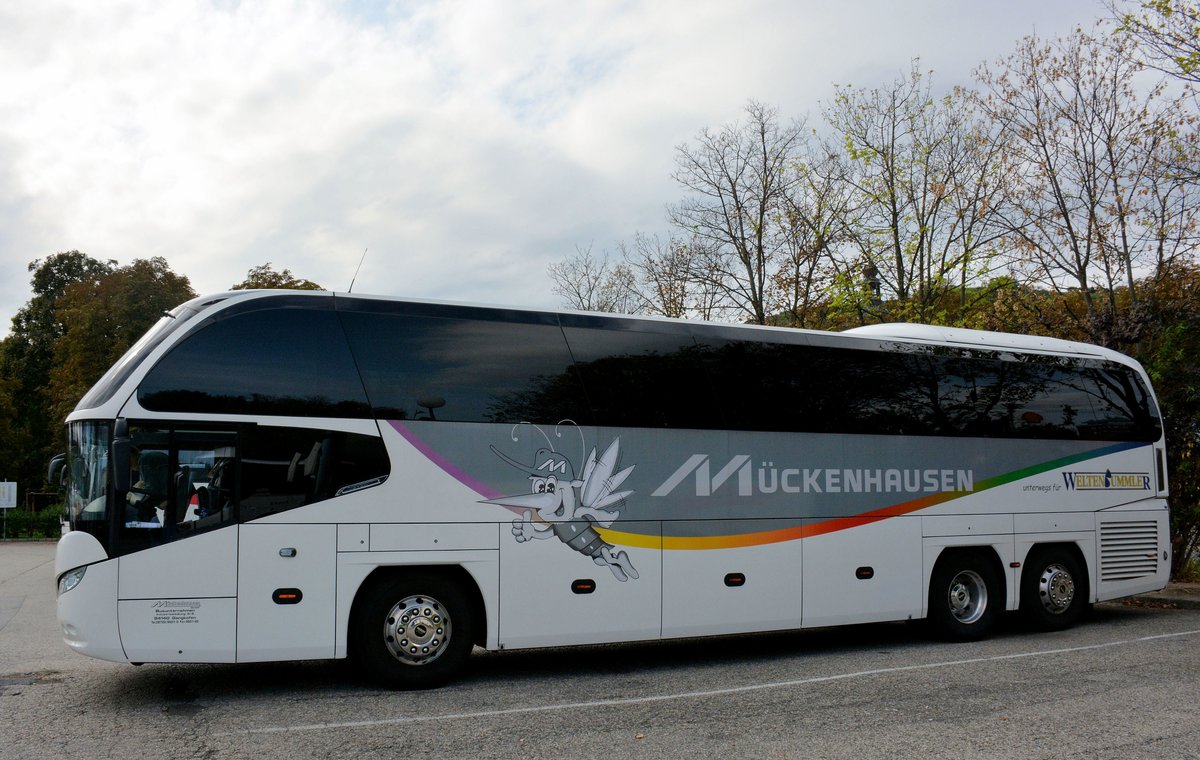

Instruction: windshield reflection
[67,421,111,544]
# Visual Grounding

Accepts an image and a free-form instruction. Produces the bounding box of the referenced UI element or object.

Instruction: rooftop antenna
[348,248,368,293]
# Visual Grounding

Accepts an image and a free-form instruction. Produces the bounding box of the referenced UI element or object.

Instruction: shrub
[1,505,64,539]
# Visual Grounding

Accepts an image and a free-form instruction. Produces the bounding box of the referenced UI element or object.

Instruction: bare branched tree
[824,62,1010,323]
[973,27,1200,346]
[617,232,725,319]
[772,141,851,327]
[547,245,641,314]
[669,101,807,324]
[1108,0,1200,84]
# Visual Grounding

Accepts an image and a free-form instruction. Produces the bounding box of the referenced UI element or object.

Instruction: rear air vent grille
[1099,521,1159,582]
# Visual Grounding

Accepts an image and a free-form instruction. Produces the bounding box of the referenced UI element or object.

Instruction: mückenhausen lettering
[653,456,974,497]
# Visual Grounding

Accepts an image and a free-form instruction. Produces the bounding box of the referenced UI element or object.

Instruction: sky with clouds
[0,0,1110,337]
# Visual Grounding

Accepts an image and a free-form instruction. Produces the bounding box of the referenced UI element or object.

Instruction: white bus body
[55,291,1171,687]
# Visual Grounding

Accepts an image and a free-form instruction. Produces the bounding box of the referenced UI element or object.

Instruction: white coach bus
[54,290,1170,688]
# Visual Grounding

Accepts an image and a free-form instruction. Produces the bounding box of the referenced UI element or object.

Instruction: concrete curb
[1121,585,1200,611]
[1124,595,1200,610]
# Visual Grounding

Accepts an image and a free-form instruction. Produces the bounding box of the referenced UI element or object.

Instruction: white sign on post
[0,481,16,509]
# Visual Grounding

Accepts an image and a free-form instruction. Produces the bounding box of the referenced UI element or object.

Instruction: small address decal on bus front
[150,600,201,625]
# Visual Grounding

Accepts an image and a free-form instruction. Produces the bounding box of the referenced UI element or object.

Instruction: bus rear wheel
[1020,548,1086,631]
[353,573,474,689]
[928,552,1001,641]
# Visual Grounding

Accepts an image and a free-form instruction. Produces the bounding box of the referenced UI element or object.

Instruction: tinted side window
[111,424,390,555]
[1074,365,1162,441]
[563,326,722,429]
[697,339,818,433]
[922,353,1162,441]
[115,426,239,557]
[818,346,932,435]
[915,353,1080,438]
[699,337,1162,441]
[239,426,390,521]
[340,311,586,424]
[697,339,928,435]
[138,307,371,418]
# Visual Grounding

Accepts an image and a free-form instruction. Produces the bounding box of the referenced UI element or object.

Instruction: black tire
[928,552,1002,642]
[352,572,475,689]
[1020,547,1087,631]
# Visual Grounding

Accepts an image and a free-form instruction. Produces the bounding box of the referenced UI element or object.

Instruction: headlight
[58,566,87,596]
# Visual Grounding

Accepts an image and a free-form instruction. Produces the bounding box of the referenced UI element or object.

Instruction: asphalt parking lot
[4,540,1200,759]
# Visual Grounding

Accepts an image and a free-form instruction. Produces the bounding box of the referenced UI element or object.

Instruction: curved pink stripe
[387,420,504,500]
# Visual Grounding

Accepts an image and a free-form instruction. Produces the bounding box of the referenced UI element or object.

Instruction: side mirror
[416,396,446,421]
[48,453,66,486]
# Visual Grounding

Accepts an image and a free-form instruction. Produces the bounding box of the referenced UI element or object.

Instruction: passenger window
[696,338,926,435]
[172,433,238,534]
[238,426,390,521]
[818,346,933,435]
[1074,365,1162,441]
[695,338,812,432]
[116,427,238,556]
[114,424,389,553]
[562,323,721,429]
[125,434,171,529]
[138,306,372,418]
[996,360,1091,439]
[915,351,1018,437]
[340,310,585,424]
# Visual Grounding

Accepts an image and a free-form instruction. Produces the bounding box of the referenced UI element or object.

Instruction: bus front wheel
[352,573,474,689]
[928,552,1001,641]
[1020,547,1086,631]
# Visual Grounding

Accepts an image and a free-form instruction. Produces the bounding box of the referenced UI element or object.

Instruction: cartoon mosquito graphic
[482,423,640,581]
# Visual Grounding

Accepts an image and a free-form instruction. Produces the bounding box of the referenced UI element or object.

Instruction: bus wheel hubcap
[948,570,987,624]
[383,595,451,666]
[1038,564,1075,614]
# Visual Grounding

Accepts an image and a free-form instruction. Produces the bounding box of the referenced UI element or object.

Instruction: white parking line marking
[217,628,1200,736]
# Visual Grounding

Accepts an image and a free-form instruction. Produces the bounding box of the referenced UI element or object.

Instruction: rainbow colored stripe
[600,441,1146,549]
[389,421,1147,551]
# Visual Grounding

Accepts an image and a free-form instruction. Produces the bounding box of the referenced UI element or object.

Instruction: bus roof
[843,323,1131,364]
[184,289,1136,365]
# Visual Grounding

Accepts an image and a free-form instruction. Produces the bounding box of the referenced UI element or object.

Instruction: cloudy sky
[0,0,1109,336]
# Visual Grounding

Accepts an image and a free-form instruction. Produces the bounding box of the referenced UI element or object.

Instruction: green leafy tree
[231,262,324,290]
[48,257,196,423]
[1137,264,1200,575]
[0,369,27,490]
[3,253,115,420]
[0,252,114,503]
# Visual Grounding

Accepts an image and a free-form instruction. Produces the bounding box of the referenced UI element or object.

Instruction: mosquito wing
[580,437,634,511]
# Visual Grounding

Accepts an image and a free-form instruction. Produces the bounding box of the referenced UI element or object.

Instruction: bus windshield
[66,420,111,543]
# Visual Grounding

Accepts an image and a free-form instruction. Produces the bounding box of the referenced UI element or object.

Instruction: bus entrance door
[116,428,241,663]
[116,526,239,663]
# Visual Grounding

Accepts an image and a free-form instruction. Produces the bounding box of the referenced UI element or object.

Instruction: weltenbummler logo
[1062,469,1151,491]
